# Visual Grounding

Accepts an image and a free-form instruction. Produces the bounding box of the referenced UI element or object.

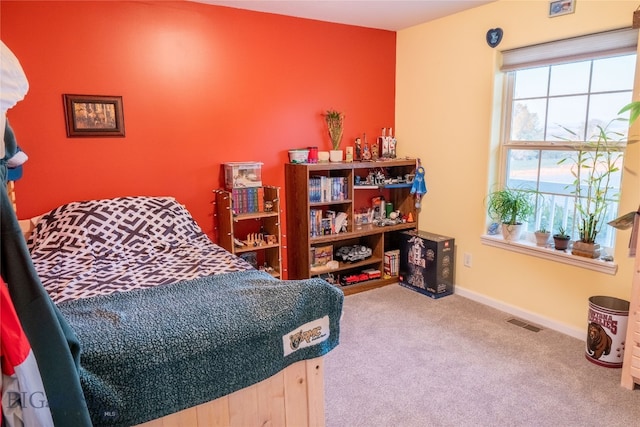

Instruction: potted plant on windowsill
[553,227,571,251]
[557,104,638,258]
[486,187,535,241]
[534,227,551,247]
[325,109,344,162]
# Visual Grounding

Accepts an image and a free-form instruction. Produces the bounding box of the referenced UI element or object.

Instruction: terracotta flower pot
[534,231,550,246]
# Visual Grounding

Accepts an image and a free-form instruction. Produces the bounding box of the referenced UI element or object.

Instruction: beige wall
[396,0,639,336]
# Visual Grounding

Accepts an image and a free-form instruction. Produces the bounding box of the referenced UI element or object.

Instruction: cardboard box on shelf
[310,245,334,267]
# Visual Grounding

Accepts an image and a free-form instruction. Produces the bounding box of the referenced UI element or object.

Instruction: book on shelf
[231,187,264,214]
[310,209,346,237]
[257,187,264,212]
[310,209,321,237]
[309,176,347,203]
[384,249,400,276]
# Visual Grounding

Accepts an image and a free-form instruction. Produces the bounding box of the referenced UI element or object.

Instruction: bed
[14,195,344,427]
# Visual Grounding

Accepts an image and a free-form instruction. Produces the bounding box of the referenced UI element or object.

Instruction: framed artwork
[63,94,125,137]
[549,0,575,17]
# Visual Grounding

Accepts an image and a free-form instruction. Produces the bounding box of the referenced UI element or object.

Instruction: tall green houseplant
[559,122,621,244]
[558,102,638,253]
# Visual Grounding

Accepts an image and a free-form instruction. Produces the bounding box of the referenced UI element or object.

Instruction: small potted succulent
[534,227,551,247]
[553,227,571,251]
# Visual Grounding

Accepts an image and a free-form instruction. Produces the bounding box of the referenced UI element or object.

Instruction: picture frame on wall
[63,94,125,137]
[549,0,575,17]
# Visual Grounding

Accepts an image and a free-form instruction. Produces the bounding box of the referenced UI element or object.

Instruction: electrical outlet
[463,253,472,268]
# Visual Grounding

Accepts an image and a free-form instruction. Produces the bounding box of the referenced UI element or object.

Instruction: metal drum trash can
[586,296,630,368]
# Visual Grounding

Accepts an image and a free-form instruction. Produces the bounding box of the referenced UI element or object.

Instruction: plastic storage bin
[224,162,263,189]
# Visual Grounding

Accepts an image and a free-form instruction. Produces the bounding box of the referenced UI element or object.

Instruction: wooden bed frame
[15,205,328,427]
[136,358,325,427]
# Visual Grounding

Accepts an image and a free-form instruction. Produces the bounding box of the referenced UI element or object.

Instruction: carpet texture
[325,284,640,426]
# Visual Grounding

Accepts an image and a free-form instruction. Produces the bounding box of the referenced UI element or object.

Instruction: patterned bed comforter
[27,196,252,303]
[25,196,344,426]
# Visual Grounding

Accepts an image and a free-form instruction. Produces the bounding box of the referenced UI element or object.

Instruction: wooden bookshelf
[215,186,282,278]
[285,159,419,295]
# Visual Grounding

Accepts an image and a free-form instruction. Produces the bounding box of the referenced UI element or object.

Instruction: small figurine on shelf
[371,140,379,161]
[247,233,270,247]
[259,262,275,274]
[380,128,389,158]
[265,234,277,244]
[355,137,362,161]
[389,128,397,158]
[362,133,372,161]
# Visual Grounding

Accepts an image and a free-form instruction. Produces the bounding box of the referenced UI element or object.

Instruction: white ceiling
[192,0,496,31]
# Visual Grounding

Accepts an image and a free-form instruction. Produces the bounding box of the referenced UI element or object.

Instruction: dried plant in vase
[325,109,344,154]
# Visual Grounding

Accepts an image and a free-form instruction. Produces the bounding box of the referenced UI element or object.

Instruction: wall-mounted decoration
[486,28,503,48]
[549,0,575,17]
[63,94,125,137]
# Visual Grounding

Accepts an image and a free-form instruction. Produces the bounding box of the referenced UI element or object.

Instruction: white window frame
[481,28,638,275]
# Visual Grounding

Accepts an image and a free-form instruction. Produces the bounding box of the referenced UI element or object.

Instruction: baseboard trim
[454,286,585,340]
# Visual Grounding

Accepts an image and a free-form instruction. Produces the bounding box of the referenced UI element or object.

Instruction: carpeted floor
[324,284,640,427]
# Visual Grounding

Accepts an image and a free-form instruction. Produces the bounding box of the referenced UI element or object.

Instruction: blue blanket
[58,269,344,427]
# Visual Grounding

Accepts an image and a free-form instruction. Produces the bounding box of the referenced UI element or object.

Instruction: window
[497,29,637,255]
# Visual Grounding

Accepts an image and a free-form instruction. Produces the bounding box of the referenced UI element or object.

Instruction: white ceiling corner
[191,0,497,31]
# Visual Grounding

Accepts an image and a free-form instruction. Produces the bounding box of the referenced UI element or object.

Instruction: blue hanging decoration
[410,159,427,208]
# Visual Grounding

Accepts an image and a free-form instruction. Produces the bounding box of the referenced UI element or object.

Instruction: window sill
[480,234,618,275]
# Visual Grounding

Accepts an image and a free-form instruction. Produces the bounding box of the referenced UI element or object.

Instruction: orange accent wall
[1,1,395,273]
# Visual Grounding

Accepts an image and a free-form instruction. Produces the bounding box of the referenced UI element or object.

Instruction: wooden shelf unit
[285,159,419,295]
[215,186,282,278]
